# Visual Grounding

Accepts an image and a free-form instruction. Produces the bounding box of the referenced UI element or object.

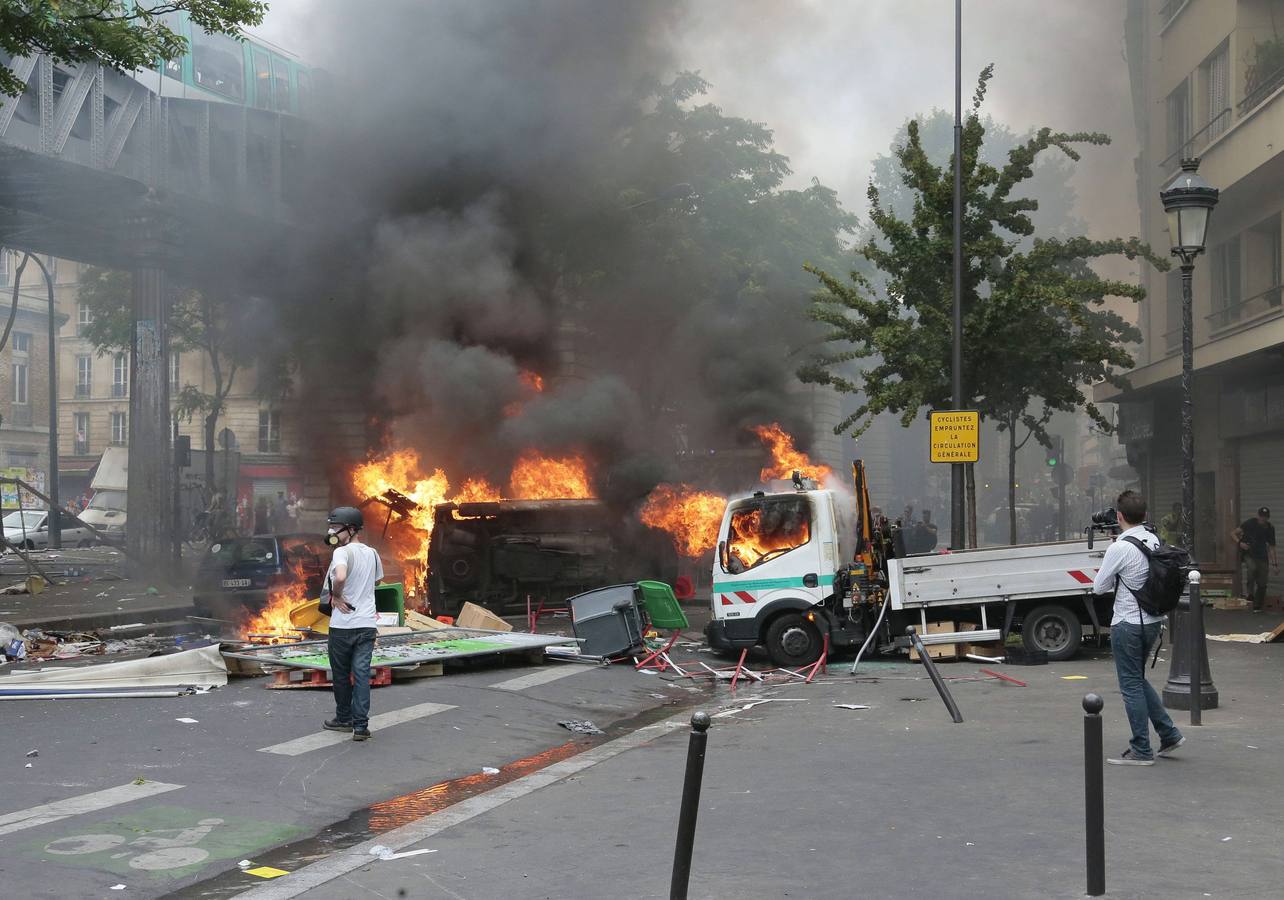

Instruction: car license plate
[222,578,252,589]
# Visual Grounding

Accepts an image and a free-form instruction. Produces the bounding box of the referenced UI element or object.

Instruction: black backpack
[1121,535,1190,617]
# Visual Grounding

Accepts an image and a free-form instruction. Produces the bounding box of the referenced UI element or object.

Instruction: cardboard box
[405,610,451,631]
[456,601,514,632]
[910,621,958,661]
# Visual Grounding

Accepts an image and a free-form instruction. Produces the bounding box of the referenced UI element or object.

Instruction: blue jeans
[1111,622,1181,757]
[328,627,377,729]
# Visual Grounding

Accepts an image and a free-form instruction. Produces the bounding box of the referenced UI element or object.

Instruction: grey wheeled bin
[569,584,645,658]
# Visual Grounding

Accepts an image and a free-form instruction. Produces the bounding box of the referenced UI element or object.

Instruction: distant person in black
[1233,507,1278,612]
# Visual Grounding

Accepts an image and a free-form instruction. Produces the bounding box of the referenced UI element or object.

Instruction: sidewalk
[245,608,1284,900]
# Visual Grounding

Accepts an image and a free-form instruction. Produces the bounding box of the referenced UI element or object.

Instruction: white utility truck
[705,463,1114,666]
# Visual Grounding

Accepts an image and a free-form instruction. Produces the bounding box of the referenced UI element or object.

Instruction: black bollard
[670,711,711,900]
[906,626,964,723]
[1189,571,1203,726]
[1083,693,1105,897]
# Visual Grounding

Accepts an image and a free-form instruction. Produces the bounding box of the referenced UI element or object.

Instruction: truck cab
[706,486,858,667]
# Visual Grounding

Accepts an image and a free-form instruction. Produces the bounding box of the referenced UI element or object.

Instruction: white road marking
[235,712,692,899]
[256,702,456,757]
[488,665,594,691]
[0,781,183,836]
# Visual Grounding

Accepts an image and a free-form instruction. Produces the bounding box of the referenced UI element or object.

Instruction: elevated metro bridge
[0,45,315,569]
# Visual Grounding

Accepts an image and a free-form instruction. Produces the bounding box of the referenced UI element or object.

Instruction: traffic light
[1044,435,1064,467]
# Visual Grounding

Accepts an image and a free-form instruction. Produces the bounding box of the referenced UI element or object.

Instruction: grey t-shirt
[326,542,383,629]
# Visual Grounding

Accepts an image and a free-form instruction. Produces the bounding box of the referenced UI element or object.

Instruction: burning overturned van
[427,498,676,617]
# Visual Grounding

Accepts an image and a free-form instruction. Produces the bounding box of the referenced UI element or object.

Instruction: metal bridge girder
[104,86,145,169]
[51,62,97,155]
[0,56,38,137]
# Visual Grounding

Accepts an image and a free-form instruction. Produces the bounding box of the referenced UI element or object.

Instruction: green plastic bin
[376,583,406,626]
[636,580,688,631]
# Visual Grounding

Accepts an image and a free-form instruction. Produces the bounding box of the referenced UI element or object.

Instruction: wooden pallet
[266,666,395,690]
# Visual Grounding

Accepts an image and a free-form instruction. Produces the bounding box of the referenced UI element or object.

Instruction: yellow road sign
[929,410,980,463]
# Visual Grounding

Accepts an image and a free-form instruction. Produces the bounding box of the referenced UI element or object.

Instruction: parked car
[2,509,99,550]
[192,533,332,623]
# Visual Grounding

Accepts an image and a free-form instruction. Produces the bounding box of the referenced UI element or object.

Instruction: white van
[79,447,128,544]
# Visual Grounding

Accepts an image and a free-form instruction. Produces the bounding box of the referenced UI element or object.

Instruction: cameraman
[1091,490,1184,766]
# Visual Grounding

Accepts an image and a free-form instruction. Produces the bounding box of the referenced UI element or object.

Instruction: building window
[77,302,94,335]
[112,353,128,397]
[258,410,281,453]
[73,412,90,455]
[1202,41,1230,144]
[1209,236,1242,330]
[76,354,92,397]
[111,411,127,445]
[1166,79,1190,161]
[11,331,29,354]
[1244,213,1283,317]
[11,362,28,404]
[0,249,10,287]
[169,352,181,393]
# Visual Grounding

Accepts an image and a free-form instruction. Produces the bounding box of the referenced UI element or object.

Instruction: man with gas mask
[321,506,384,741]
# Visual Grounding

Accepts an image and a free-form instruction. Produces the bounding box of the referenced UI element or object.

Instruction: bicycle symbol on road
[44,818,224,870]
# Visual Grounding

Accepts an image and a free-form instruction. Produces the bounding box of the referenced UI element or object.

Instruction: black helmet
[327,506,364,529]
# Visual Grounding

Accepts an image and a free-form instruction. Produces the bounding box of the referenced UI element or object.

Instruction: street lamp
[1159,158,1218,553]
[1159,157,1219,716]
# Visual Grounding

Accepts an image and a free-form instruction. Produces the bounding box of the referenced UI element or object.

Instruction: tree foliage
[77,266,257,485]
[0,1,267,100]
[800,67,1167,541]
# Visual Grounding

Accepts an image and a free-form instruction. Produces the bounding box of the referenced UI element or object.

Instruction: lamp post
[1159,157,1219,714]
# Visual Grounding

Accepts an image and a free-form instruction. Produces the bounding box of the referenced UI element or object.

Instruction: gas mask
[326,526,349,547]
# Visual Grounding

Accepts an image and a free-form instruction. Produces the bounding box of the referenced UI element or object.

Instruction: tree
[800,67,1165,544]
[0,1,267,101]
[77,268,253,492]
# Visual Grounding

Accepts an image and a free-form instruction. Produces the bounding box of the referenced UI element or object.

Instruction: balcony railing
[1162,108,1231,169]
[1240,62,1284,117]
[1206,284,1284,332]
[74,383,90,398]
[74,440,89,455]
[1159,0,1185,27]
[111,382,127,398]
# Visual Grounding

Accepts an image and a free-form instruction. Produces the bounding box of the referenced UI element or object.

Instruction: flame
[751,423,831,483]
[508,451,593,500]
[350,449,451,591]
[452,477,502,503]
[727,500,811,570]
[519,370,545,392]
[240,566,311,642]
[640,483,727,558]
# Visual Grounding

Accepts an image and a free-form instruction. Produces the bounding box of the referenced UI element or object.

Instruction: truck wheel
[1022,604,1082,661]
[765,612,823,668]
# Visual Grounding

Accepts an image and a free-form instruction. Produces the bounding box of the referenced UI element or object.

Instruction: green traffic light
[1046,457,1057,467]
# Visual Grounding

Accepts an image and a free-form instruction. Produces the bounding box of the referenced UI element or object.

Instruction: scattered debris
[245,866,288,879]
[25,749,37,757]
[456,602,513,632]
[481,766,500,775]
[24,762,32,768]
[900,697,926,702]
[175,717,199,724]
[1061,676,1088,681]
[370,845,437,861]
[238,860,253,869]
[1221,836,1232,842]
[0,645,227,698]
[740,698,807,710]
[965,653,1004,664]
[1247,745,1259,750]
[558,719,605,735]
[833,703,871,710]
[1207,632,1278,644]
[109,885,126,891]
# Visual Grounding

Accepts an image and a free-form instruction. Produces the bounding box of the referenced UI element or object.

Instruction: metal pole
[1189,570,1202,726]
[1083,692,1105,897]
[1180,263,1195,553]
[950,0,966,551]
[907,626,964,723]
[26,254,61,549]
[670,711,711,900]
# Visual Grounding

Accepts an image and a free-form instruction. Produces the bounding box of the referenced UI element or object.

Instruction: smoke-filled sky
[251,0,1141,503]
[254,0,1138,235]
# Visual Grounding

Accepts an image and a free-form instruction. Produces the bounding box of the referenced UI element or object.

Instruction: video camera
[1090,507,1119,531]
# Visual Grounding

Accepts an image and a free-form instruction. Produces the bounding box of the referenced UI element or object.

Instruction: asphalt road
[0,645,709,899]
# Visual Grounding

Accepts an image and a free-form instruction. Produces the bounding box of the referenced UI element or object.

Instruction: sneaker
[1158,736,1186,758]
[323,719,353,732]
[1107,749,1155,766]
[352,727,372,742]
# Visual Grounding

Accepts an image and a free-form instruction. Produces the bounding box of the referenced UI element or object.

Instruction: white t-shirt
[326,542,383,630]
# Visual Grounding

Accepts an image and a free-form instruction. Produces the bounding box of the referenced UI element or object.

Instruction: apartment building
[1104,0,1284,580]
[0,250,67,506]
[53,263,303,523]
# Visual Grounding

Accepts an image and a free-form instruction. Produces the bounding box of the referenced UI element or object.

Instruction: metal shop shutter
[1149,451,1182,523]
[1238,437,1284,597]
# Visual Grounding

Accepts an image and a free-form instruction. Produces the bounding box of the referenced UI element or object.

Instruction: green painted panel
[711,573,835,593]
